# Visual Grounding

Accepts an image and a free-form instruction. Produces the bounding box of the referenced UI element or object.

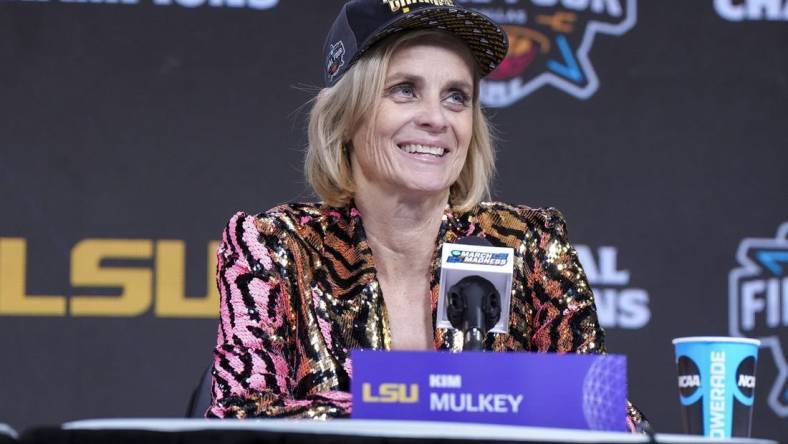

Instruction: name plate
[351,350,627,431]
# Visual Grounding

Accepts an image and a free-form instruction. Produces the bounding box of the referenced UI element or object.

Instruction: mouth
[397,143,448,158]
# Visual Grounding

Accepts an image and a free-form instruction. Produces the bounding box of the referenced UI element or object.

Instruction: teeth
[399,144,447,157]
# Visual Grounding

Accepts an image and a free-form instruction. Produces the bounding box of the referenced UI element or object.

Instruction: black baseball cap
[322,0,509,87]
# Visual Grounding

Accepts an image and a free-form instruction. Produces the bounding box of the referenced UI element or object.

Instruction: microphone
[436,236,515,351]
[447,275,500,351]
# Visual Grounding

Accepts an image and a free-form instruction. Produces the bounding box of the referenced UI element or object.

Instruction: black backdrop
[0,0,786,440]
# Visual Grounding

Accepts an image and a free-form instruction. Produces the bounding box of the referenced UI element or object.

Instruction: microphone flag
[437,240,514,334]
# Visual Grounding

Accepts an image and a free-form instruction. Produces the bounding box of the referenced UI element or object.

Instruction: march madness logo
[729,222,788,417]
[461,0,637,107]
[447,250,509,266]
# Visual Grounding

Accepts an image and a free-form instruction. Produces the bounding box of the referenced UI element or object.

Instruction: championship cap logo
[327,41,346,81]
[463,0,637,107]
[729,222,788,417]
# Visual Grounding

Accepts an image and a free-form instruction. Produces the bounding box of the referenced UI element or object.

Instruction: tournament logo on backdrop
[460,0,637,107]
[575,245,651,330]
[17,0,280,11]
[729,222,788,417]
[714,0,788,21]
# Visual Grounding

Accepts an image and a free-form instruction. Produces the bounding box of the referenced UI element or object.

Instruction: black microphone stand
[446,276,502,351]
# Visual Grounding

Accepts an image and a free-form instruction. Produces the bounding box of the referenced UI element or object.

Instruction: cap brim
[352,6,508,78]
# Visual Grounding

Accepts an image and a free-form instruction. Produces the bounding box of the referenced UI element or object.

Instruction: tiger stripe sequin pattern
[208,201,647,430]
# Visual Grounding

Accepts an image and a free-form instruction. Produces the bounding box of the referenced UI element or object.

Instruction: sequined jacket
[207,201,647,431]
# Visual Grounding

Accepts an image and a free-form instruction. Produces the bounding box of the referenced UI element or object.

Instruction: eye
[445,89,471,107]
[388,83,416,99]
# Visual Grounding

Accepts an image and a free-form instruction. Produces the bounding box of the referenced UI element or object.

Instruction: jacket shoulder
[219,203,326,268]
[475,201,568,236]
[223,202,325,237]
[255,202,325,234]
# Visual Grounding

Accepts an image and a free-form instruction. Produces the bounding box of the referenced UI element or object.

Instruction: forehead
[386,36,476,84]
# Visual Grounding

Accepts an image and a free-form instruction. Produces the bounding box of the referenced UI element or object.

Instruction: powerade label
[674,341,758,438]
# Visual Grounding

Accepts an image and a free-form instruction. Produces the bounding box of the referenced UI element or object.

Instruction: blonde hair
[305,30,496,211]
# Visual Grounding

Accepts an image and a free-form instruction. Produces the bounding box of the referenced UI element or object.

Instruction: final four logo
[729,222,788,417]
[327,41,346,81]
[461,0,637,107]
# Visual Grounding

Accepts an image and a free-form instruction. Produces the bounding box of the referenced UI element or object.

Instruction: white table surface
[62,418,778,444]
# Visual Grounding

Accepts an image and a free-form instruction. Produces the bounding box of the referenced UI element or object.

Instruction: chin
[398,179,453,196]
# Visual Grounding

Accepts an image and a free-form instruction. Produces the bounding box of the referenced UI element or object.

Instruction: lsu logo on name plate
[459,0,637,107]
[729,222,788,417]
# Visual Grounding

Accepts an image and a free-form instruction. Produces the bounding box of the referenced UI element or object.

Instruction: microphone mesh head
[454,236,493,247]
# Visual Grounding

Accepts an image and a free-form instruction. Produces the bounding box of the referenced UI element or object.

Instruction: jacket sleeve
[206,212,351,419]
[525,207,650,433]
[525,207,604,354]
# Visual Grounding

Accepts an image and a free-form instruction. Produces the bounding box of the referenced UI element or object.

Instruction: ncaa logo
[461,0,637,107]
[729,222,788,417]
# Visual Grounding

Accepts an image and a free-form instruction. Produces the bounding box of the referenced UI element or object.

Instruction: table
[18,419,780,444]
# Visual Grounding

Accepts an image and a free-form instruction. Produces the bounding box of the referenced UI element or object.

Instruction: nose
[415,95,449,133]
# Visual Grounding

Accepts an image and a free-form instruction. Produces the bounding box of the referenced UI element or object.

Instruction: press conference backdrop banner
[0,0,785,440]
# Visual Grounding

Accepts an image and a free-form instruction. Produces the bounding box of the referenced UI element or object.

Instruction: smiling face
[350,35,476,200]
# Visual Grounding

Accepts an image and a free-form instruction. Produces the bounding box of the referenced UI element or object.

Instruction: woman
[208,0,648,432]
